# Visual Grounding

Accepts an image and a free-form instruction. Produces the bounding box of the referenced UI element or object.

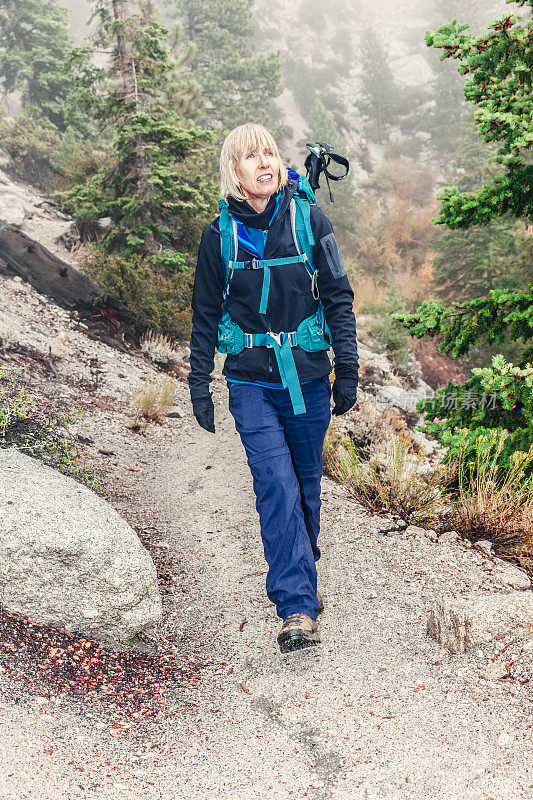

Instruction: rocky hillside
[0,161,441,445]
[0,171,532,800]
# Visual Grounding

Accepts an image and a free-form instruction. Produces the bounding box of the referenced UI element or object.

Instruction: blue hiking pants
[228,375,332,620]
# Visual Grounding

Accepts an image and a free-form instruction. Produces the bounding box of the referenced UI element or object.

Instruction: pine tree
[432,219,533,302]
[358,27,402,144]
[60,0,216,267]
[165,0,282,132]
[426,0,533,228]
[0,0,75,131]
[423,38,465,155]
[397,0,533,469]
[431,122,533,303]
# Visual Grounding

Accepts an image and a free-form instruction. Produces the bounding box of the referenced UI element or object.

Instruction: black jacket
[187,178,358,401]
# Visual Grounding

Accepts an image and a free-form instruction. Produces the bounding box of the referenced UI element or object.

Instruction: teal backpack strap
[218,198,236,290]
[295,173,318,205]
[291,194,330,311]
[291,196,316,292]
[292,195,315,252]
[287,171,317,269]
[246,331,307,415]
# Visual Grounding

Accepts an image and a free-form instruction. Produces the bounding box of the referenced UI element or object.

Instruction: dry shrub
[452,431,533,564]
[397,257,435,307]
[372,157,436,206]
[130,376,178,423]
[352,169,438,281]
[324,428,447,524]
[140,330,181,365]
[410,338,470,390]
[353,275,389,313]
[349,399,424,460]
[381,407,423,454]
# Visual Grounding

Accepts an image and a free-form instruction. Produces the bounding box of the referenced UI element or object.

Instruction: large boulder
[427,591,533,653]
[0,449,162,642]
[391,54,435,87]
[375,384,434,413]
[0,170,34,226]
[0,148,12,170]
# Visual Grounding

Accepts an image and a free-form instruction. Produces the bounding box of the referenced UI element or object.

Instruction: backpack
[216,171,332,415]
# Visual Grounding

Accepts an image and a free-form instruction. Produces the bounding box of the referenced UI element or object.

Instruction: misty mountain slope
[0,211,531,800]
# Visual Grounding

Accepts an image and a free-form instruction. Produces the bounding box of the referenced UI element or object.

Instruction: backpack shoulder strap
[286,167,317,205]
[291,195,315,277]
[287,172,317,263]
[218,198,238,289]
[296,174,318,206]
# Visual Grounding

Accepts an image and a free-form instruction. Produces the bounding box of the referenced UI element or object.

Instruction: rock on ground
[427,591,533,653]
[0,170,34,226]
[0,449,162,642]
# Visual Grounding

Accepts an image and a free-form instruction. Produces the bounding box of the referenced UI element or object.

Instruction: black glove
[192,393,215,433]
[332,364,358,416]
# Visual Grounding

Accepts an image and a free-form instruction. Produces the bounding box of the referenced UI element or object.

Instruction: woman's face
[235,141,280,204]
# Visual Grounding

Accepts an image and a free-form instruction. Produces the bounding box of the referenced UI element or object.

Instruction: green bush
[0,111,60,190]
[370,316,410,364]
[0,366,109,496]
[80,247,194,341]
[51,134,114,193]
[417,355,533,472]
[367,292,414,365]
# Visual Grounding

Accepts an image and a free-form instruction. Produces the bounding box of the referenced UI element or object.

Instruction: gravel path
[0,377,531,799]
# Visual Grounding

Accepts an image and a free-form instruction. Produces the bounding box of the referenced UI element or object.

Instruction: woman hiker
[187,123,358,653]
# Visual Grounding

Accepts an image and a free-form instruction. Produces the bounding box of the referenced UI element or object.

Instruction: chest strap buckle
[267,331,283,347]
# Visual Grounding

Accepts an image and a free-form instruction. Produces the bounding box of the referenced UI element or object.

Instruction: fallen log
[0,221,103,307]
[0,223,147,347]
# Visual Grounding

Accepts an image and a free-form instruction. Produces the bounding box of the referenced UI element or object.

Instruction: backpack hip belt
[217,178,332,415]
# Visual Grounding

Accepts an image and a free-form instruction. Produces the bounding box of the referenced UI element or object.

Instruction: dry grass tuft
[0,326,17,354]
[323,427,447,524]
[130,375,178,423]
[140,330,181,365]
[348,399,424,460]
[451,431,533,565]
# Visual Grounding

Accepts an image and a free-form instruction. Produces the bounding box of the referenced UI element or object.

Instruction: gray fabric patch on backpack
[320,232,346,278]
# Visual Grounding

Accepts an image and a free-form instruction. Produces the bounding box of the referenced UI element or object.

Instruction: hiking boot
[317,590,324,615]
[277,613,320,653]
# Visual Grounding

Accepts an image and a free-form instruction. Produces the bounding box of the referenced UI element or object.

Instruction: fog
[56,0,507,153]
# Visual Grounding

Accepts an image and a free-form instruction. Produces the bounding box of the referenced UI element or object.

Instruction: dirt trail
[146,382,532,800]
[0,377,532,800]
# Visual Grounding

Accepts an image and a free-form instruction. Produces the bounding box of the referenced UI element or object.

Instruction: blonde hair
[219,123,288,202]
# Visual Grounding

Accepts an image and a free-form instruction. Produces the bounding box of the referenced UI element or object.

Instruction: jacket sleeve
[187,224,225,401]
[311,206,359,372]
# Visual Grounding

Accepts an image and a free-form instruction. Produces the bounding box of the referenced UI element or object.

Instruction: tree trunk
[187,4,198,72]
[0,223,146,345]
[0,223,102,308]
[111,0,152,253]
[111,0,137,104]
[140,0,158,23]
